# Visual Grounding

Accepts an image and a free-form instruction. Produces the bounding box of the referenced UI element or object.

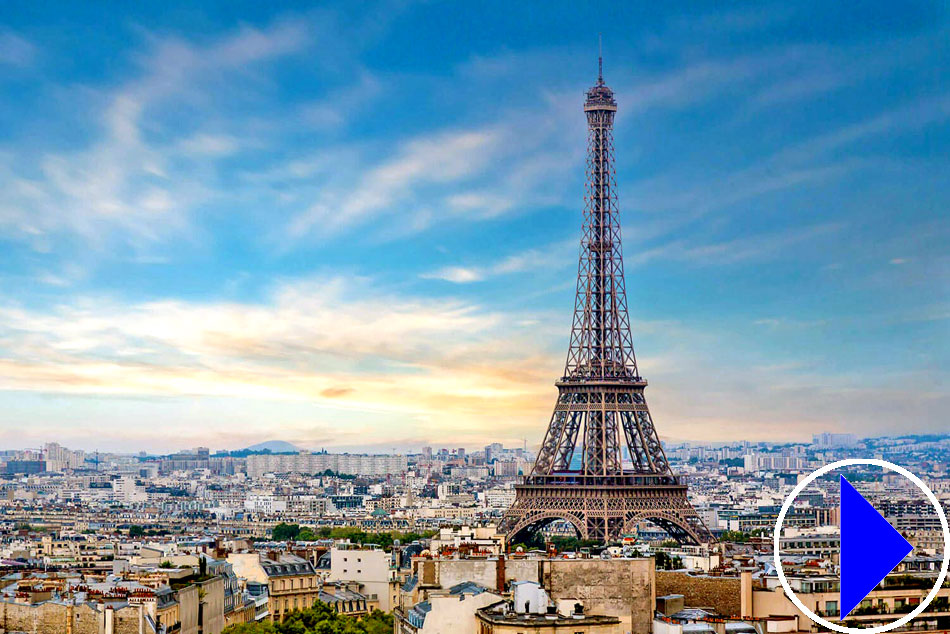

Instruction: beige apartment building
[227,552,320,622]
[741,571,950,632]
[0,575,224,634]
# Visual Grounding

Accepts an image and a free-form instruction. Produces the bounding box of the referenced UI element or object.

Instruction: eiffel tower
[500,54,713,545]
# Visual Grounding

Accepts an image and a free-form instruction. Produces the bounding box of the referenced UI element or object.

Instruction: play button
[774,459,950,634]
[839,475,913,619]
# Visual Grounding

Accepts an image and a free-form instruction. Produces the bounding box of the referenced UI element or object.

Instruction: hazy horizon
[3,431,942,457]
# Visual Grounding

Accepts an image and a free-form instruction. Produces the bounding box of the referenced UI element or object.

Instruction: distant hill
[244,440,302,453]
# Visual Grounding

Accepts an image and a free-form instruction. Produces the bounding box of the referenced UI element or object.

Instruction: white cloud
[421,267,485,283]
[0,19,310,251]
[298,70,383,129]
[420,240,577,284]
[0,30,36,67]
[288,128,502,237]
[176,134,240,157]
[628,222,845,267]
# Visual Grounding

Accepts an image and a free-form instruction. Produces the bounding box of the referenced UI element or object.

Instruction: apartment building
[227,552,320,622]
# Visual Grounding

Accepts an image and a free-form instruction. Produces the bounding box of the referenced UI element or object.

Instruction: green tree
[719,530,750,543]
[128,525,145,537]
[272,523,301,541]
[363,610,393,634]
[297,527,318,541]
[223,603,394,634]
[286,527,435,551]
[223,622,276,634]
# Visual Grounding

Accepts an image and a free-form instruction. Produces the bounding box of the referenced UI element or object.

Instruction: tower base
[500,481,714,544]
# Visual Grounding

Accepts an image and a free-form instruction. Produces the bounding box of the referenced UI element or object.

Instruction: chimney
[740,571,753,617]
[495,554,506,591]
[104,605,115,634]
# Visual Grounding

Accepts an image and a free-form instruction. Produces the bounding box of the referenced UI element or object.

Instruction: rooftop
[477,601,620,627]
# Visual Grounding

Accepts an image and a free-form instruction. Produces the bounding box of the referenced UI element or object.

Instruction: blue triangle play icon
[840,475,913,619]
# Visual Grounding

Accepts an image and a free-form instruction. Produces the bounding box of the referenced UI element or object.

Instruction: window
[825,601,838,614]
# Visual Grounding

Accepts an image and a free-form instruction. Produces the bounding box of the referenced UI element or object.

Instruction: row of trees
[224,603,392,634]
[127,524,173,537]
[270,523,434,550]
[718,529,768,542]
[508,531,604,553]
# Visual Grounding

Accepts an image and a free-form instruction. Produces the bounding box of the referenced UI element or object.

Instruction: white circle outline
[774,458,950,634]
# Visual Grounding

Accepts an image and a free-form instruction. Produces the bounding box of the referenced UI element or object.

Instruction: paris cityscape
[1,2,947,634]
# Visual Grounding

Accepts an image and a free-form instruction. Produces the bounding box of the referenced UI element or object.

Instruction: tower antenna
[598,34,603,84]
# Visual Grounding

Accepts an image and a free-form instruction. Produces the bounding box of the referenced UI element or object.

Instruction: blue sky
[0,1,947,453]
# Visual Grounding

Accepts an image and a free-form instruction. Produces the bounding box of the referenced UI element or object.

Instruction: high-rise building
[245,452,407,478]
[812,432,858,448]
[42,442,85,471]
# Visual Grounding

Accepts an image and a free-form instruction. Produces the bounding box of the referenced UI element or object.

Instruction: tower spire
[597,34,603,85]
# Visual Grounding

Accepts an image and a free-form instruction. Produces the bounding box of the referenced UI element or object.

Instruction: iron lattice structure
[500,58,713,545]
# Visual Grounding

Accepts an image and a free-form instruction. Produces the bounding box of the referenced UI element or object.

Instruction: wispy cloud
[0,29,36,67]
[0,18,310,251]
[287,128,503,238]
[297,70,383,130]
[774,94,950,165]
[629,222,845,267]
[421,241,576,283]
[422,266,486,284]
[175,133,240,157]
[623,90,950,244]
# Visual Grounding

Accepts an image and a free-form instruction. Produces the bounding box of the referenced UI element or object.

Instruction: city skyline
[1,1,948,452]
